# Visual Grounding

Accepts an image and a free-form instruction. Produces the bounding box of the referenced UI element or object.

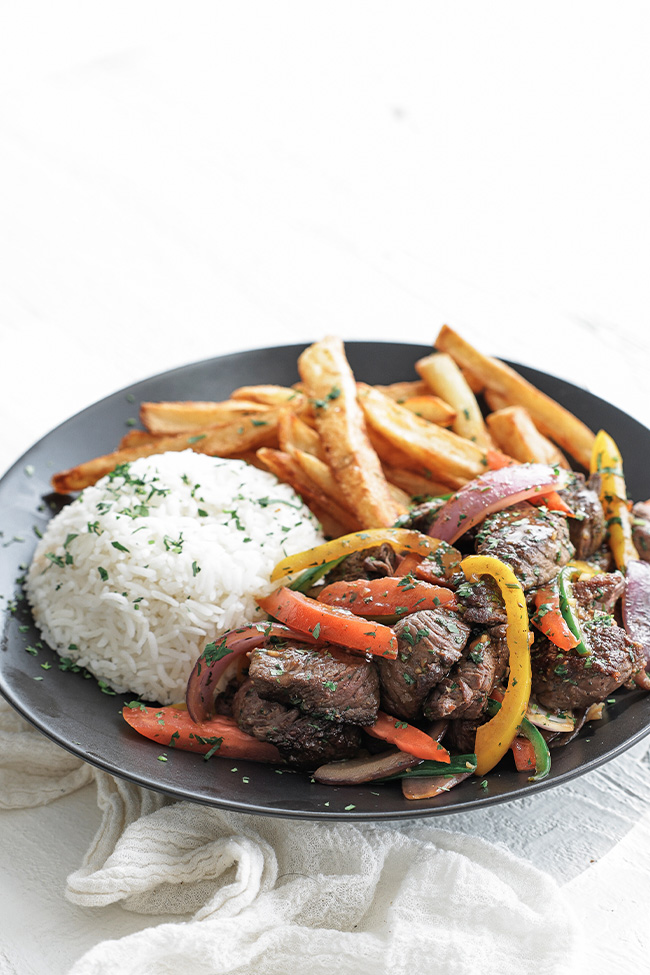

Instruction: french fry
[357,383,488,489]
[289,445,410,518]
[118,429,165,449]
[374,380,429,402]
[383,465,452,500]
[277,409,325,460]
[486,406,570,468]
[374,384,456,426]
[416,352,494,448]
[368,429,455,488]
[256,447,362,533]
[297,336,401,528]
[434,325,595,468]
[400,395,456,427]
[230,385,309,412]
[459,366,485,394]
[52,412,282,493]
[140,400,271,435]
[482,388,509,413]
[290,448,353,509]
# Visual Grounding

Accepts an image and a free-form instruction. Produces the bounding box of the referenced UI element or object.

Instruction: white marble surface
[1,3,650,972]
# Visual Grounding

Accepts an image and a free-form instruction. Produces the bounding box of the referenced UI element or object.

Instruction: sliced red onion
[427,463,571,544]
[622,559,650,685]
[186,621,316,722]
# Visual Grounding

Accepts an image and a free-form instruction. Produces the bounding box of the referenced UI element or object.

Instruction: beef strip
[531,631,642,711]
[394,497,448,534]
[585,544,615,574]
[232,680,362,768]
[475,501,574,589]
[424,630,509,721]
[455,576,508,627]
[559,473,605,560]
[632,501,650,562]
[571,571,625,616]
[325,544,400,584]
[247,642,379,725]
[445,718,481,753]
[531,570,643,710]
[376,608,470,722]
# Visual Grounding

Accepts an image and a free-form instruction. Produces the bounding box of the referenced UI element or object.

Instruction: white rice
[25,451,323,704]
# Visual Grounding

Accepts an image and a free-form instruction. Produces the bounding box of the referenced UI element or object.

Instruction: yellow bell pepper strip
[590,429,638,570]
[460,554,532,776]
[271,527,461,583]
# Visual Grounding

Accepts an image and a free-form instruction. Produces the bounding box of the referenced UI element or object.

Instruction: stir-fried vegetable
[427,463,571,544]
[123,703,282,762]
[364,711,451,762]
[186,622,318,723]
[488,695,551,781]
[531,582,580,651]
[257,587,398,659]
[270,527,460,582]
[557,563,597,656]
[590,429,638,570]
[316,576,457,617]
[516,718,552,781]
[622,559,650,685]
[460,554,532,776]
[288,555,347,593]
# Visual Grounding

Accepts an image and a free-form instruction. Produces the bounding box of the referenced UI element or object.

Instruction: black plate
[2,342,650,820]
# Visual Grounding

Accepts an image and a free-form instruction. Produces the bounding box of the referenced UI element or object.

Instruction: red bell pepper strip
[122,704,282,763]
[531,585,580,651]
[365,711,451,762]
[257,587,398,659]
[396,552,425,576]
[489,691,551,782]
[316,576,457,617]
[510,736,536,773]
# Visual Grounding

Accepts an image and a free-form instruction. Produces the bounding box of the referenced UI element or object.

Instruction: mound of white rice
[25,451,323,704]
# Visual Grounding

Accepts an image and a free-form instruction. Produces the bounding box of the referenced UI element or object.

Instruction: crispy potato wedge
[230,385,309,412]
[140,400,271,435]
[297,336,401,528]
[118,429,165,449]
[256,447,362,533]
[288,445,409,517]
[383,465,452,500]
[374,380,429,402]
[277,409,324,460]
[52,412,281,493]
[435,325,595,468]
[357,383,487,488]
[486,406,570,467]
[416,352,494,448]
[400,395,456,427]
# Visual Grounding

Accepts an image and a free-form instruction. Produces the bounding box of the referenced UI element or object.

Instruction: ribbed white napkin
[0,698,579,975]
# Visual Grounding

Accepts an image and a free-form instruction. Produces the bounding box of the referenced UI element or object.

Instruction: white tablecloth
[2,4,650,972]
